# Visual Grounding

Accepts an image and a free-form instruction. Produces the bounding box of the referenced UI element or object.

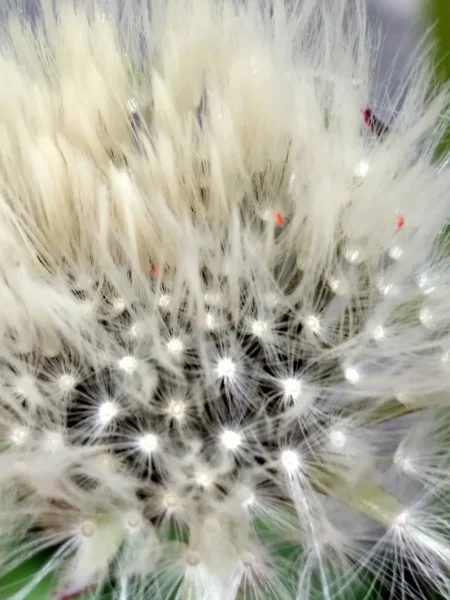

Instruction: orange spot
[274,211,285,226]
[152,265,161,278]
[396,215,405,229]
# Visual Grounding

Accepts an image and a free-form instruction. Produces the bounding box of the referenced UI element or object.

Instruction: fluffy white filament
[0,1,449,600]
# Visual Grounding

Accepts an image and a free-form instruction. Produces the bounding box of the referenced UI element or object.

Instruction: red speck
[396,214,405,229]
[152,265,161,278]
[54,586,94,600]
[362,107,389,137]
[363,108,372,128]
[274,211,285,226]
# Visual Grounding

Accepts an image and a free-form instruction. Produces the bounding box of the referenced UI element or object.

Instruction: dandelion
[0,1,450,599]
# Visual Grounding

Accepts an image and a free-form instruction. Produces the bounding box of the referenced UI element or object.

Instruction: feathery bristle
[0,1,449,599]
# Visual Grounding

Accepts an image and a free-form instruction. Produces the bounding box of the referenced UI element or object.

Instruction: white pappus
[0,1,449,599]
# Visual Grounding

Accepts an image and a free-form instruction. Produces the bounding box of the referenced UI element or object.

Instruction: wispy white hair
[0,0,449,599]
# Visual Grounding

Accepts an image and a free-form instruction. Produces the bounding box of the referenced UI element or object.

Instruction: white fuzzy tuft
[0,1,449,599]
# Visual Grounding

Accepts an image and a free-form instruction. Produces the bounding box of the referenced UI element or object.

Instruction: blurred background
[367,0,429,124]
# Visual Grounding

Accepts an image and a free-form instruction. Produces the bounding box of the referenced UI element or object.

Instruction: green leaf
[0,552,58,600]
[430,0,450,157]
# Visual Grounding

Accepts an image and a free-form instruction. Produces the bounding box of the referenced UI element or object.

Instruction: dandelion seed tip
[304,315,321,334]
[388,246,403,261]
[126,98,139,113]
[164,492,179,508]
[343,245,363,265]
[354,159,369,179]
[243,492,255,507]
[138,432,159,454]
[206,312,217,330]
[129,322,143,338]
[441,350,450,367]
[329,277,344,294]
[195,472,212,488]
[99,453,116,471]
[59,374,77,392]
[125,511,141,529]
[220,429,242,451]
[281,449,300,472]
[98,401,119,425]
[283,377,302,399]
[167,337,184,356]
[329,429,346,449]
[185,550,201,567]
[394,450,414,474]
[43,431,65,451]
[344,366,360,384]
[419,305,435,329]
[216,357,236,379]
[377,278,395,296]
[251,319,268,338]
[371,325,385,342]
[80,520,96,538]
[393,509,410,528]
[167,399,186,419]
[118,355,137,374]
[10,426,29,446]
[241,551,256,566]
[112,297,126,312]
[158,293,171,308]
[416,272,436,295]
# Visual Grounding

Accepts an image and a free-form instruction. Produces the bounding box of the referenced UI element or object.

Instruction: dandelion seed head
[2,2,450,598]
